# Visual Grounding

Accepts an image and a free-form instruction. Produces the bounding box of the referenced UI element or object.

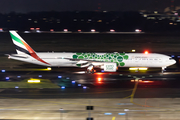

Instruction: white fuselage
[9,52,176,68]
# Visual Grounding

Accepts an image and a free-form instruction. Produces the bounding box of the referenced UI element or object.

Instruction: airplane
[7,30,176,73]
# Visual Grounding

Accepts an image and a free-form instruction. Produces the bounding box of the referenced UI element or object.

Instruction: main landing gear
[86,64,95,74]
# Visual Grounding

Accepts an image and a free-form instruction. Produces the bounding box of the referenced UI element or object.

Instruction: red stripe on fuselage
[21,40,50,65]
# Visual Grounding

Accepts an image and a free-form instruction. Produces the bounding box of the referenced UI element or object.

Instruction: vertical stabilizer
[9,30,35,55]
[9,31,50,65]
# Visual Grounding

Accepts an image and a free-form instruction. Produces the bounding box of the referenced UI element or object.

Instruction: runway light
[139,80,142,82]
[27,79,40,83]
[132,49,136,52]
[47,67,51,70]
[58,76,62,78]
[139,68,148,70]
[50,29,54,32]
[17,76,21,78]
[135,29,142,32]
[91,29,95,32]
[5,77,9,80]
[129,68,138,70]
[30,28,34,30]
[95,72,104,75]
[118,113,126,115]
[135,79,138,82]
[64,29,68,32]
[98,77,102,82]
[140,81,154,83]
[110,29,115,32]
[104,113,112,115]
[78,29,81,32]
[131,80,135,82]
[61,86,65,89]
[1,70,5,72]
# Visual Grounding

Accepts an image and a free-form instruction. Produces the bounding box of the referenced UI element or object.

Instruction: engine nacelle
[76,61,89,67]
[103,63,117,72]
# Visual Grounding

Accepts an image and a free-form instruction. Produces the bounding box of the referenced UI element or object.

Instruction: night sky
[0,0,180,13]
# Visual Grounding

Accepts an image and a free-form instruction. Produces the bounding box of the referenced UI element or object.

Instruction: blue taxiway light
[61,86,65,89]
[101,70,104,72]
[1,70,5,73]
[66,77,69,79]
[38,75,42,77]
[118,113,126,115]
[83,86,87,89]
[104,113,112,115]
[5,77,9,80]
[72,81,75,84]
[17,76,21,78]
[15,86,19,88]
[78,84,81,86]
[58,76,62,78]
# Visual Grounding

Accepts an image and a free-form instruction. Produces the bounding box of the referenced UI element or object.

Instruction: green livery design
[72,53,129,67]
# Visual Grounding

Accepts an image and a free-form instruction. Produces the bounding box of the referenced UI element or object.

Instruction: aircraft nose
[172,59,176,65]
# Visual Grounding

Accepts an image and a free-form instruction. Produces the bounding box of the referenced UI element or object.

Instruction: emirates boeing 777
[7,31,176,73]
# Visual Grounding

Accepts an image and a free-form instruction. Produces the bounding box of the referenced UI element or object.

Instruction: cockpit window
[169,58,173,60]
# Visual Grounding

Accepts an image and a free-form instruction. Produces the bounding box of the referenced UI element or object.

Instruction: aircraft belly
[46,59,76,67]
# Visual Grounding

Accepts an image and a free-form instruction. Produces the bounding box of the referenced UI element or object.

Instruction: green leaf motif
[73,55,78,59]
[120,53,125,55]
[123,55,129,60]
[76,53,82,55]
[78,56,84,59]
[117,56,123,62]
[120,62,125,66]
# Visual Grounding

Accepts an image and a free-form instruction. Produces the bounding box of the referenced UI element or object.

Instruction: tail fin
[9,30,36,55]
[9,31,50,65]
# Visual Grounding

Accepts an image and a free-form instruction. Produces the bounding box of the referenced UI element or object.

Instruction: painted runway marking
[112,117,116,120]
